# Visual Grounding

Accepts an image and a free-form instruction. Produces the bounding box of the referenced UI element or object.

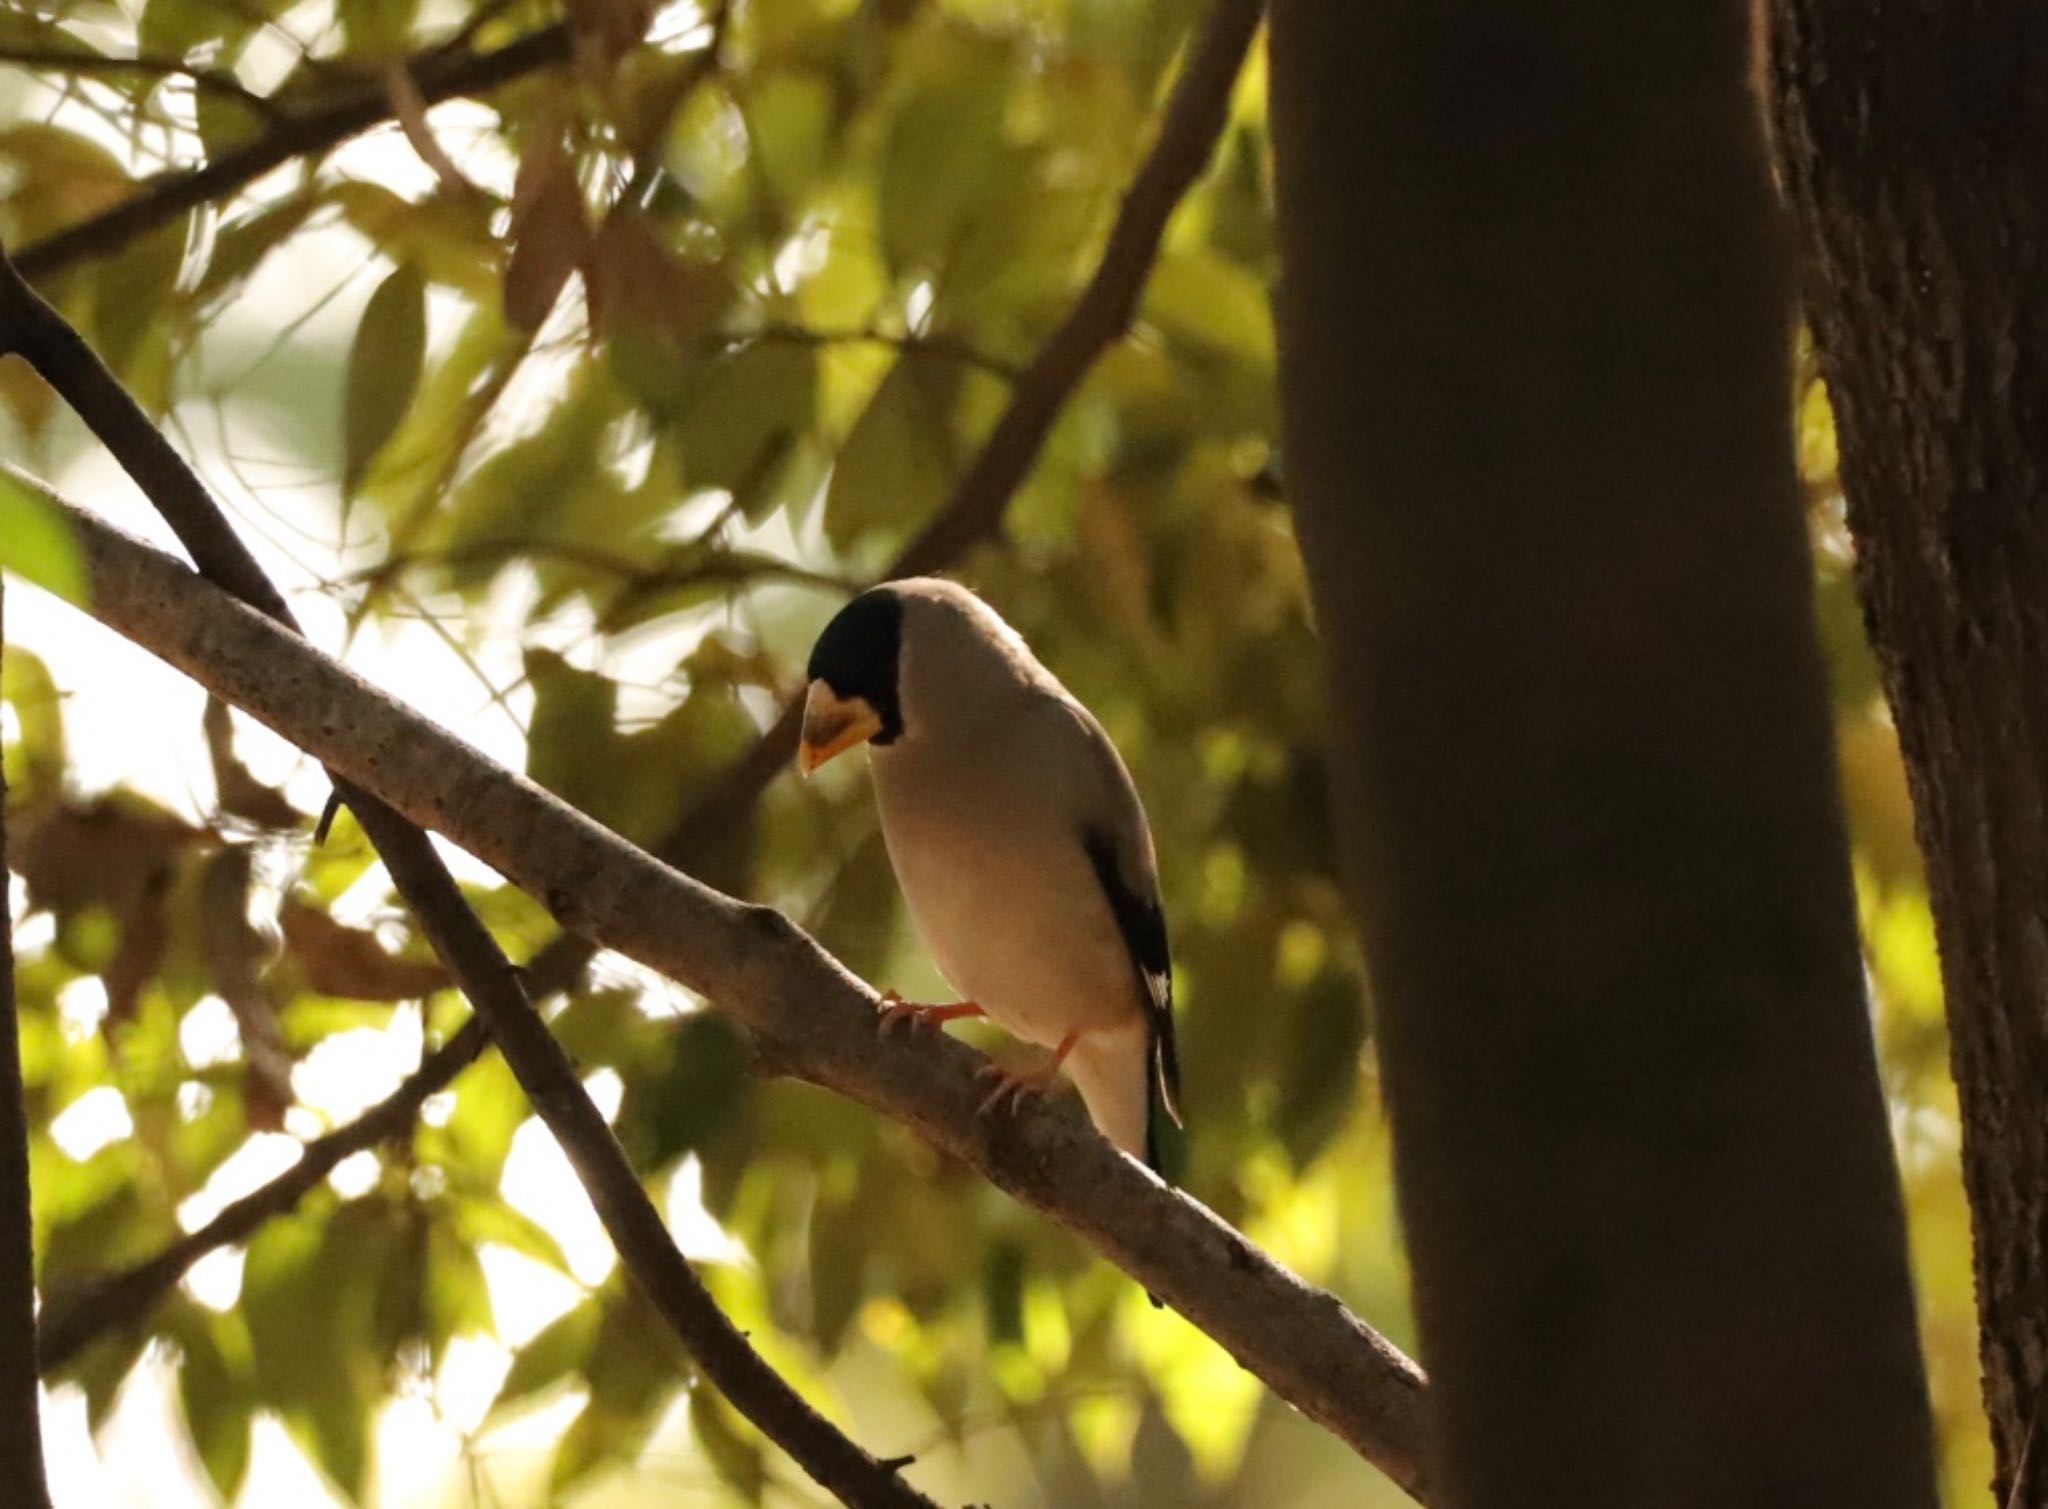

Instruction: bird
[797,577,1182,1176]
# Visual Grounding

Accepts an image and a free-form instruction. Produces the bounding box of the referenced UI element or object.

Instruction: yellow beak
[797,681,884,775]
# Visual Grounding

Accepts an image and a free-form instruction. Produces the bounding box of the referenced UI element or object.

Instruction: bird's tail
[1066,1025,1153,1170]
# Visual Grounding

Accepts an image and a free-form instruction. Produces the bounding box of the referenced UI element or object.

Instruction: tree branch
[8,474,1433,1500]
[0,580,53,1508]
[12,24,574,282]
[0,256,939,1507]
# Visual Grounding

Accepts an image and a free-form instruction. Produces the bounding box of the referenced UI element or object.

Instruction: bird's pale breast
[871,741,1142,1048]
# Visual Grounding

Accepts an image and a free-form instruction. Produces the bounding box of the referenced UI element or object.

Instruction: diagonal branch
[0,260,939,1508]
[10,474,1433,1501]
[12,24,574,281]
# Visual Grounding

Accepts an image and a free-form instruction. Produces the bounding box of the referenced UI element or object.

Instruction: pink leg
[877,989,986,1035]
[976,1032,1081,1116]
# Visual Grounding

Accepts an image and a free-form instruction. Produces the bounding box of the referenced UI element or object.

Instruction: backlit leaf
[344,262,428,497]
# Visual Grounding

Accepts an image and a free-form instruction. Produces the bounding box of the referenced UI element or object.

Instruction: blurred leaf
[982,1239,1026,1346]
[344,263,429,497]
[618,1012,752,1172]
[2,644,65,809]
[0,125,130,242]
[810,1184,872,1353]
[244,1197,392,1499]
[1275,969,1366,1168]
[173,1306,256,1504]
[198,194,322,304]
[504,136,589,330]
[878,33,1012,274]
[0,466,89,606]
[806,827,898,984]
[339,0,417,55]
[198,847,294,1130]
[744,71,835,207]
[824,359,959,552]
[552,1286,680,1493]
[277,895,448,1001]
[428,1219,495,1356]
[492,1301,600,1417]
[1143,248,1275,365]
[674,342,816,498]
[452,1191,571,1272]
[444,1051,527,1182]
[92,221,185,385]
[203,697,302,829]
[693,1386,767,1503]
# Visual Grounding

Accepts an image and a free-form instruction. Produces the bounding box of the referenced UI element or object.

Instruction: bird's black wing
[1081,826,1182,1170]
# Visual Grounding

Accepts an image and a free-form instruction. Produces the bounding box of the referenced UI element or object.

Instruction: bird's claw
[974,1059,1058,1116]
[876,990,983,1035]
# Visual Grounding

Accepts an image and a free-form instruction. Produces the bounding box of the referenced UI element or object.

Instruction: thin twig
[13,24,576,280]
[730,324,1023,381]
[0,45,279,117]
[0,245,942,1509]
[339,537,859,599]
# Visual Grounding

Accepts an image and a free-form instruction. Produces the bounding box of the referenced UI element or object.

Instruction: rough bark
[0,580,52,1509]
[1268,1,1937,1503]
[1767,6,2048,1502]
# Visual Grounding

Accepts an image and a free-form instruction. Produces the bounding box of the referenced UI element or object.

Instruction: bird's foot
[877,990,985,1035]
[974,1033,1079,1115]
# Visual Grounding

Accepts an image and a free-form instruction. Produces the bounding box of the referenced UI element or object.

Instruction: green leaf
[452,1191,571,1272]
[2,644,65,806]
[243,1197,392,1498]
[0,466,89,606]
[197,195,321,303]
[427,1219,494,1355]
[878,34,1013,274]
[443,1051,528,1182]
[743,71,835,208]
[618,1012,752,1172]
[339,0,417,54]
[92,221,186,383]
[552,1287,680,1494]
[523,648,618,809]
[674,342,816,498]
[195,88,270,159]
[491,1302,600,1417]
[824,360,960,553]
[344,263,429,497]
[1276,968,1367,1168]
[173,1307,255,1503]
[807,829,900,985]
[691,1388,766,1504]
[1141,248,1276,366]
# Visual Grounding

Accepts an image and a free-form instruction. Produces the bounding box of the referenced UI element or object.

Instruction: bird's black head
[806,586,905,744]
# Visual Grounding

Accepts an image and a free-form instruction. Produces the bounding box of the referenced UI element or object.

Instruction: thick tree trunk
[1768,7,2048,1502]
[1268,1,1938,1503]
[0,582,50,1509]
